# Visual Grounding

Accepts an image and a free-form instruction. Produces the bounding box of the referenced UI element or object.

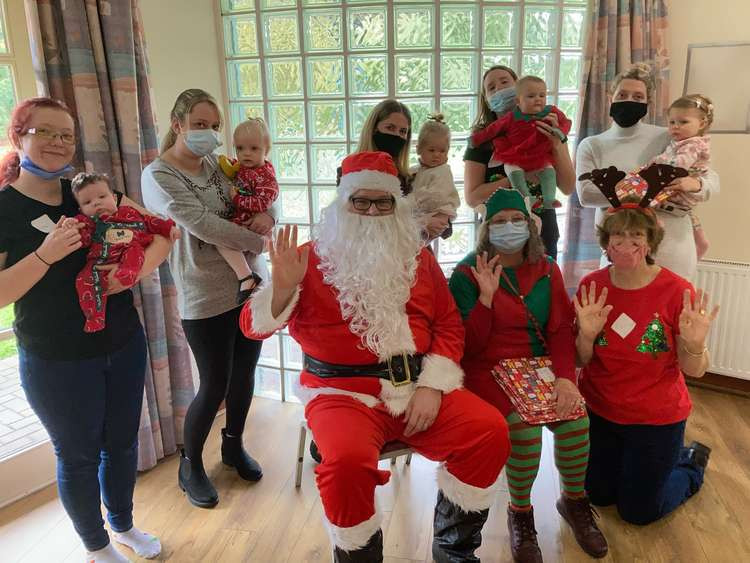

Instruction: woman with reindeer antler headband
[573,171,720,526]
[576,63,720,280]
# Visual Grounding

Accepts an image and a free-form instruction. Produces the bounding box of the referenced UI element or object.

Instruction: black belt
[303,353,423,387]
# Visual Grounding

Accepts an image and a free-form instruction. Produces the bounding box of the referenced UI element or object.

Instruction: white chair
[295,420,413,488]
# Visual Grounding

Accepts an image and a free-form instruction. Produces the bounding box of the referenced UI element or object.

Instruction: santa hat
[338,151,402,198]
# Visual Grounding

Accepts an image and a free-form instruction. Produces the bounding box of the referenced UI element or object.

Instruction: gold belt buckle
[387,353,412,387]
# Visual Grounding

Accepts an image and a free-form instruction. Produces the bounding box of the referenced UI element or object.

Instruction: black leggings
[181,306,262,461]
[538,208,560,260]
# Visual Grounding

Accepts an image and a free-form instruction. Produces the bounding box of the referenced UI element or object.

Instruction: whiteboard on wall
[684,42,750,134]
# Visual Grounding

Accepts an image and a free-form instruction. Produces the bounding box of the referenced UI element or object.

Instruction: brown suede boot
[556,495,608,558]
[507,506,542,563]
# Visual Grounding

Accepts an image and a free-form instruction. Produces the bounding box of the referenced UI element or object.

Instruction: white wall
[668,0,750,263]
[140,0,228,149]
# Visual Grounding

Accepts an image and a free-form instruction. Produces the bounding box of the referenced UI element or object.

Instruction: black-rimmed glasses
[349,196,396,212]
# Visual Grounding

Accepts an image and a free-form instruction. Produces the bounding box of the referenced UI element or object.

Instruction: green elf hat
[476,188,529,222]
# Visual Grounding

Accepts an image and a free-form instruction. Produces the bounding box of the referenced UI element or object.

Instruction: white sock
[85,542,130,563]
[112,527,162,559]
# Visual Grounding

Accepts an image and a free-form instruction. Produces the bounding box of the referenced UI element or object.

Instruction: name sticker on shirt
[537,366,555,383]
[611,313,636,339]
[30,214,56,233]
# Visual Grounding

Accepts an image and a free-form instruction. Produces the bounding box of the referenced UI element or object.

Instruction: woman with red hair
[0,98,170,562]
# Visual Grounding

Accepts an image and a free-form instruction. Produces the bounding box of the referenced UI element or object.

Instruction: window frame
[216,0,589,401]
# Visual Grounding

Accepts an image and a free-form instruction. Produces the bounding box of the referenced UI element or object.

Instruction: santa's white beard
[314,196,423,360]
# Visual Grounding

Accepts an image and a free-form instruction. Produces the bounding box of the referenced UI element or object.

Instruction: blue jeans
[585,410,704,525]
[19,328,147,551]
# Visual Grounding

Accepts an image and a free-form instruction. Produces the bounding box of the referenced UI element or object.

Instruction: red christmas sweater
[239,244,465,416]
[230,160,279,225]
[577,267,694,425]
[471,106,572,171]
[449,253,576,416]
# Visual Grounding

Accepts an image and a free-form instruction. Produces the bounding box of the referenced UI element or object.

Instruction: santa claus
[240,151,510,562]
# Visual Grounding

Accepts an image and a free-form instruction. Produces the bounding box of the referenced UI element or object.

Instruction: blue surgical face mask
[488,86,517,114]
[489,221,530,254]
[183,129,222,157]
[19,155,74,180]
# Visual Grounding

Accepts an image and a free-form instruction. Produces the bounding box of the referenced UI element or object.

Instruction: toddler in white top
[409,114,460,241]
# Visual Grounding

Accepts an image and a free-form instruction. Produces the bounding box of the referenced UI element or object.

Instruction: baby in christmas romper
[68,173,176,333]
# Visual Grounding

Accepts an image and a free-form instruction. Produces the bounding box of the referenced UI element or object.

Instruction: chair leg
[295,423,307,488]
[406,452,412,465]
[390,456,397,465]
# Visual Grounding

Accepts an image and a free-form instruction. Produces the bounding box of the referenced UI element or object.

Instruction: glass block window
[219,0,588,401]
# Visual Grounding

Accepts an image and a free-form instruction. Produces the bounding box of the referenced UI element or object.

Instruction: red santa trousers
[305,389,510,551]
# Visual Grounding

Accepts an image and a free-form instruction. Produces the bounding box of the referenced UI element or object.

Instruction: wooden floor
[1,386,749,562]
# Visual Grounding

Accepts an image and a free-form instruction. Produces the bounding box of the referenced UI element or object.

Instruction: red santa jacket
[239,243,465,415]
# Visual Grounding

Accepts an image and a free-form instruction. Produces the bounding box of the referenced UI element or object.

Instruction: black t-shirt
[0,180,140,360]
[463,143,560,259]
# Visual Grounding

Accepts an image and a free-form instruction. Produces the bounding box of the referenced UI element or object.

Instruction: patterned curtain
[562,0,670,292]
[25,0,194,470]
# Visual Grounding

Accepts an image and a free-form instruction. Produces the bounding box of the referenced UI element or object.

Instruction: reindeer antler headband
[578,163,688,213]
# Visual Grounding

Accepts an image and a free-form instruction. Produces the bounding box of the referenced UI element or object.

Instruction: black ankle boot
[333,529,383,562]
[686,440,711,469]
[178,449,218,508]
[236,272,262,304]
[432,491,489,563]
[221,428,263,481]
[309,440,323,463]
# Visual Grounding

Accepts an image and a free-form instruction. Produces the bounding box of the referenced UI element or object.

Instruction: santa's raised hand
[269,224,309,316]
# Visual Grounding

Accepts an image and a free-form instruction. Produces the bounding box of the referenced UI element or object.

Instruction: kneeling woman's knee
[617,502,661,526]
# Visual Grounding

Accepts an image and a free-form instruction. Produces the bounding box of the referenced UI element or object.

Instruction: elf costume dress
[471,106,572,209]
[240,151,509,562]
[74,206,174,333]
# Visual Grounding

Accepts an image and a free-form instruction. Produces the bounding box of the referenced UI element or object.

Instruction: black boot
[432,491,489,563]
[686,441,711,469]
[236,272,262,304]
[178,449,218,508]
[310,440,323,463]
[333,529,383,562]
[221,428,263,481]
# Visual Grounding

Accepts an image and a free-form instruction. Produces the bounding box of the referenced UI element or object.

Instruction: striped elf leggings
[505,412,590,509]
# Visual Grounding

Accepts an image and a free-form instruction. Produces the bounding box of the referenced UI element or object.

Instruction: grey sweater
[141,155,272,320]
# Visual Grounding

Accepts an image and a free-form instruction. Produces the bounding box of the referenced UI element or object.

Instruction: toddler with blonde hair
[409,114,460,240]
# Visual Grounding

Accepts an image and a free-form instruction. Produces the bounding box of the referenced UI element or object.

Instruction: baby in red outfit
[471,75,571,209]
[67,172,177,333]
[218,117,279,303]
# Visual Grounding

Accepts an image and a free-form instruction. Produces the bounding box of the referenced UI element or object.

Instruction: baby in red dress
[67,173,177,333]
[218,117,279,303]
[471,75,572,209]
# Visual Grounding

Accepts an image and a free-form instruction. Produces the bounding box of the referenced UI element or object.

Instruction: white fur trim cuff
[338,170,402,198]
[379,381,416,417]
[436,464,502,513]
[416,354,464,393]
[249,283,300,335]
[297,386,380,409]
[325,510,382,552]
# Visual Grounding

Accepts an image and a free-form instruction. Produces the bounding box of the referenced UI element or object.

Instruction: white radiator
[692,260,750,380]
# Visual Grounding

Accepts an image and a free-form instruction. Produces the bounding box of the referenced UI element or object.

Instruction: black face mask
[609,101,648,128]
[373,131,407,161]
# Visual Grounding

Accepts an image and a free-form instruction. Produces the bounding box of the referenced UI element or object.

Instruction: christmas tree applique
[636,314,670,358]
[595,332,608,347]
